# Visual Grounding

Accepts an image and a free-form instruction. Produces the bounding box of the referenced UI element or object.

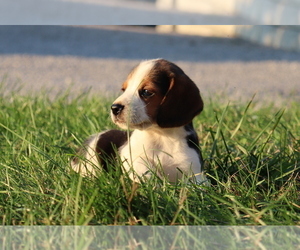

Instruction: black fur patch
[95,129,130,171]
[184,122,204,166]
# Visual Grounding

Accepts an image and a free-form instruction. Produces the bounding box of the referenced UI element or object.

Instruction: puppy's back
[71,130,129,176]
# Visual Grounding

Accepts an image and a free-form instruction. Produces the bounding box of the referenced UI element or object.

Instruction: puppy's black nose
[111,104,124,116]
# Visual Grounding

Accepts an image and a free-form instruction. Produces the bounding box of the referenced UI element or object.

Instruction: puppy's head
[111,59,203,130]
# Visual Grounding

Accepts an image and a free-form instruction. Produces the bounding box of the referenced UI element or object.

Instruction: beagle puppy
[72,59,208,184]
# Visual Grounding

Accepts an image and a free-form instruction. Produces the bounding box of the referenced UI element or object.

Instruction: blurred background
[0,0,299,103]
[1,0,300,51]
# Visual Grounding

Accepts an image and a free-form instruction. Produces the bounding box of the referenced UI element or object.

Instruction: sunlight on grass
[0,87,299,225]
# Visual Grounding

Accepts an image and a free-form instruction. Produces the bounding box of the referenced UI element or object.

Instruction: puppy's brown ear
[156,73,203,128]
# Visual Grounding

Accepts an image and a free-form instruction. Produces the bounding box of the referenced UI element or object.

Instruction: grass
[0,87,299,226]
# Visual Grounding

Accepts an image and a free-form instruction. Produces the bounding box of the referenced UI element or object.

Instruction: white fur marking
[111,60,156,129]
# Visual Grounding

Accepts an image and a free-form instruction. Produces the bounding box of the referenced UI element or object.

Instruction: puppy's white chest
[119,129,201,182]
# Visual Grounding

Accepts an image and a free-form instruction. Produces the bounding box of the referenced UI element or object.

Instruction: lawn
[0,86,299,225]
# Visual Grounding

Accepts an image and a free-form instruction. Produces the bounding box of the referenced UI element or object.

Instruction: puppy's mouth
[112,114,152,130]
[111,111,125,123]
[112,116,126,126]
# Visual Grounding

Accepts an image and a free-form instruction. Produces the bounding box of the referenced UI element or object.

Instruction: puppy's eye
[140,89,154,99]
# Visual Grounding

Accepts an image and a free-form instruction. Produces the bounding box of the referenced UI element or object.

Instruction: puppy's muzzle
[111,104,124,116]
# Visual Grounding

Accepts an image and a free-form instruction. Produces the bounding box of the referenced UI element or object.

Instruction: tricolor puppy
[72,59,208,184]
